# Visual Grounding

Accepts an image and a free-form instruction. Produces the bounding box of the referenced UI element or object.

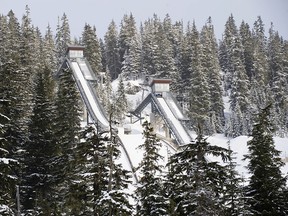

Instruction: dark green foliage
[267,26,288,135]
[201,17,224,133]
[221,14,238,92]
[21,65,58,215]
[0,11,30,214]
[68,125,133,215]
[98,138,133,216]
[113,76,128,122]
[244,105,288,215]
[119,13,138,64]
[104,20,121,80]
[121,33,142,80]
[68,126,110,215]
[55,13,71,66]
[166,128,231,215]
[221,143,252,215]
[188,22,210,132]
[141,15,178,83]
[0,102,18,216]
[239,21,254,80]
[82,24,103,75]
[135,121,168,216]
[53,66,81,213]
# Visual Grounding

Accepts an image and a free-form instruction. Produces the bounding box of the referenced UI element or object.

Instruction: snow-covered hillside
[112,78,288,183]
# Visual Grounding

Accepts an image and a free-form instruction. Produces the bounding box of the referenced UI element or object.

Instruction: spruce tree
[53,67,81,213]
[221,143,251,215]
[99,39,107,71]
[163,16,184,95]
[22,65,57,215]
[201,17,224,133]
[135,121,168,216]
[188,22,210,133]
[221,14,238,92]
[72,125,132,215]
[244,105,288,215]
[97,131,133,216]
[0,101,17,216]
[68,126,110,215]
[239,21,254,80]
[1,11,29,212]
[155,24,179,83]
[141,15,161,76]
[55,13,71,66]
[104,20,121,80]
[119,13,138,64]
[179,24,193,98]
[249,18,270,112]
[229,35,251,136]
[166,127,230,215]
[43,24,57,73]
[121,33,142,80]
[82,24,103,75]
[113,76,128,123]
[267,25,288,134]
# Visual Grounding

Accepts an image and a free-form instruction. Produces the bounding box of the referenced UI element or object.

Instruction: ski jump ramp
[69,59,109,129]
[132,92,192,146]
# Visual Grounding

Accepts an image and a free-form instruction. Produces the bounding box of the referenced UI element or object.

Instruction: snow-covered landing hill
[112,78,288,183]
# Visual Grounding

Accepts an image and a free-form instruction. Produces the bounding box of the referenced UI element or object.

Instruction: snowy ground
[116,121,288,183]
[113,78,288,184]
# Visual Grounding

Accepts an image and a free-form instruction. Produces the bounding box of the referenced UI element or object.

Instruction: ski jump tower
[132,78,192,146]
[56,45,109,130]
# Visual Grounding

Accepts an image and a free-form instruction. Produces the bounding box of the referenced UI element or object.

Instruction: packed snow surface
[71,61,109,127]
[157,97,191,144]
[165,94,185,120]
[78,61,94,80]
[117,126,288,183]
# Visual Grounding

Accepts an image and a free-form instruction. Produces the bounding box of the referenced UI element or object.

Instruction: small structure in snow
[124,125,132,135]
[150,78,172,96]
[66,45,84,59]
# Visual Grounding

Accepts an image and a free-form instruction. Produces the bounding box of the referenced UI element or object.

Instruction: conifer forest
[1,6,288,215]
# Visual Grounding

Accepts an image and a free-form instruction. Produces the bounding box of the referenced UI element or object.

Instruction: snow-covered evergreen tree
[55,13,71,66]
[73,126,110,215]
[2,8,30,204]
[0,102,17,216]
[135,121,168,216]
[201,17,224,133]
[104,20,121,80]
[53,67,81,213]
[22,65,58,215]
[141,15,161,77]
[82,24,103,75]
[229,34,251,136]
[244,105,288,215]
[221,143,251,215]
[267,25,288,135]
[121,33,142,80]
[166,128,230,215]
[98,131,133,216]
[119,13,138,64]
[188,22,210,133]
[239,21,254,80]
[113,76,128,122]
[221,14,238,92]
[249,17,270,112]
